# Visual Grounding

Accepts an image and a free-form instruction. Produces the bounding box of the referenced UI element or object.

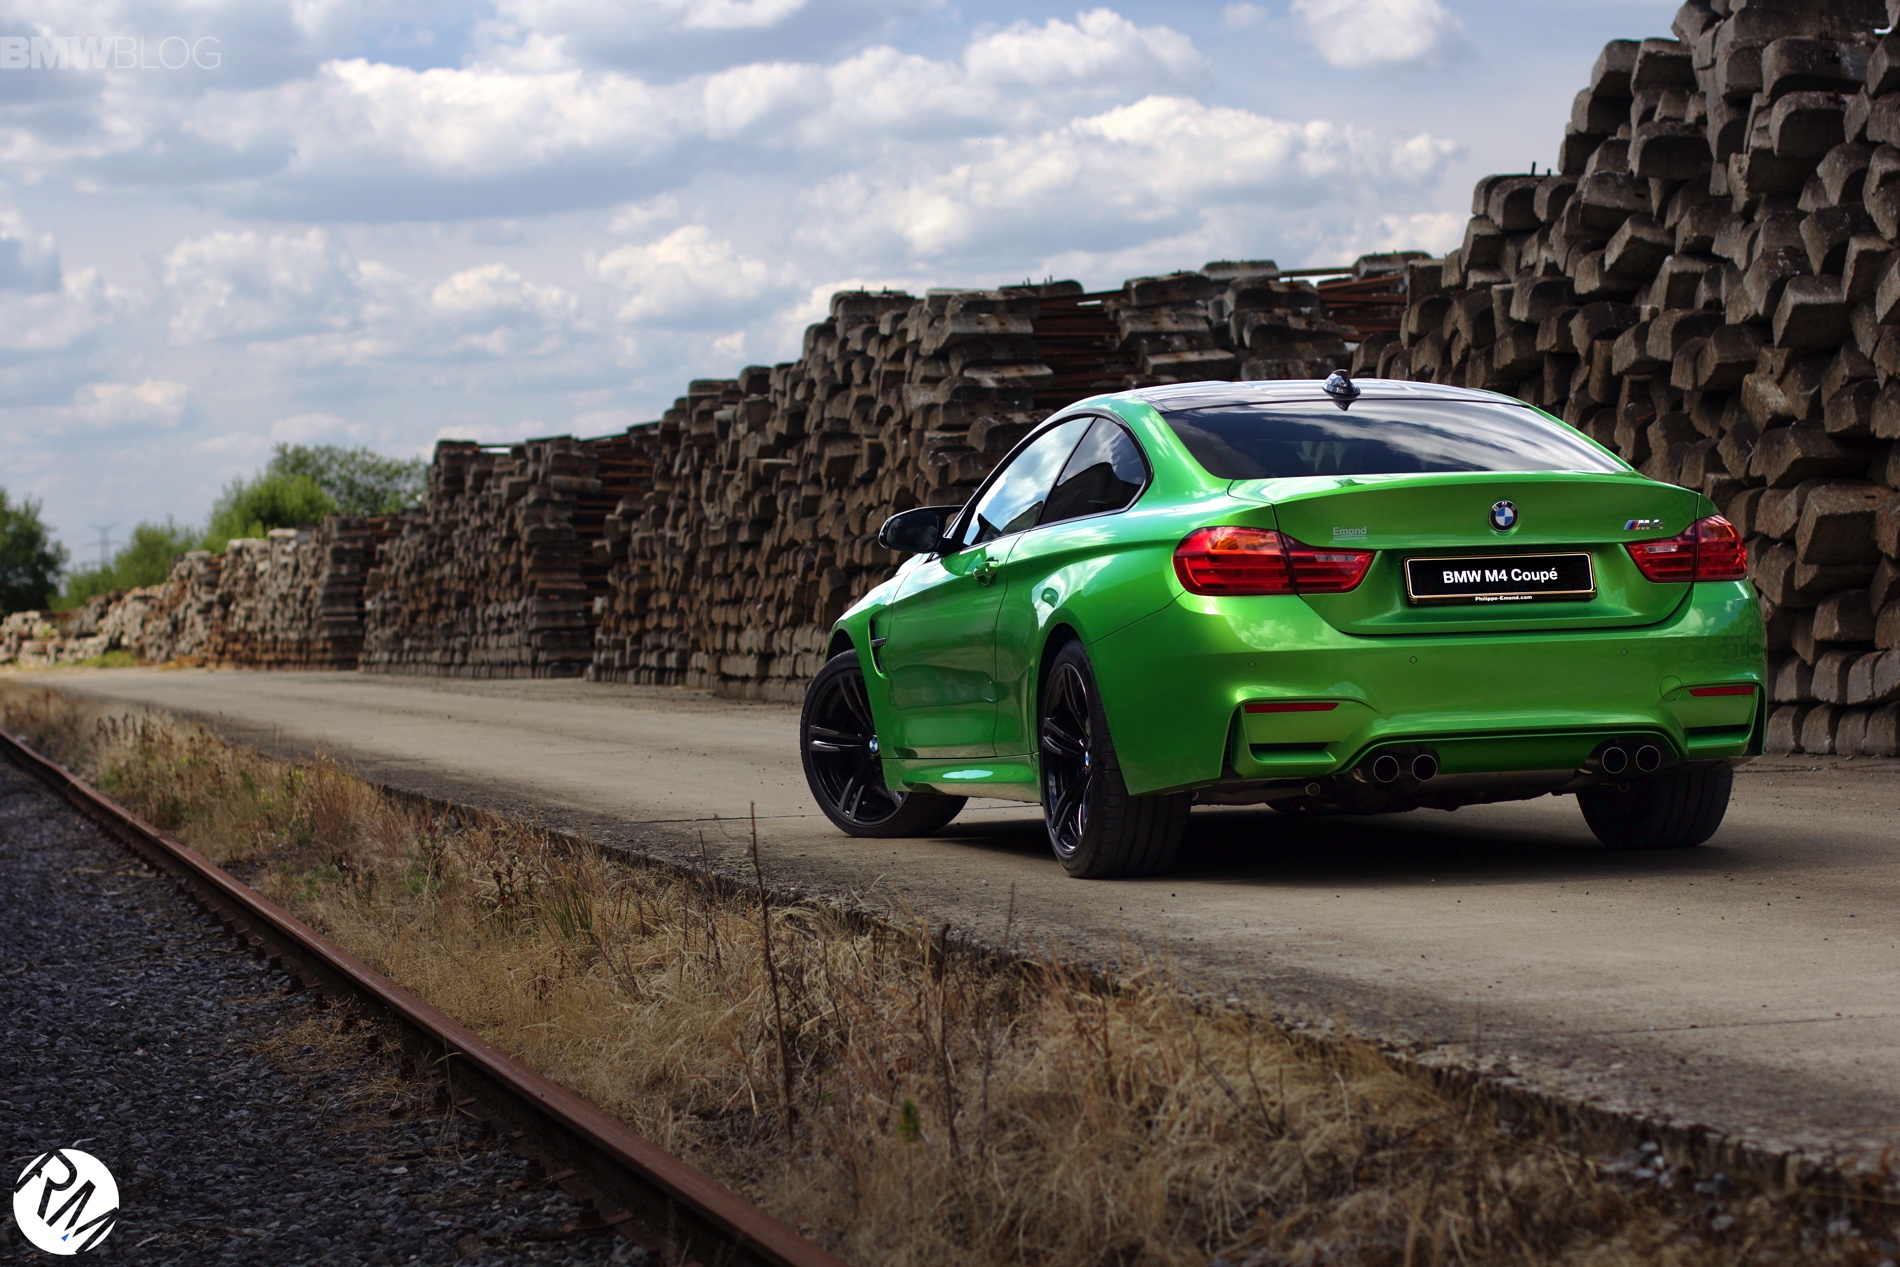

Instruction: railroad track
[0,728,846,1267]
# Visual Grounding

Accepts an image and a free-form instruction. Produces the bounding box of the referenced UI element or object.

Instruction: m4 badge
[1625,518,1664,531]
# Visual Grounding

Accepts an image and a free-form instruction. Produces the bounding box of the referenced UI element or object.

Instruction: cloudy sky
[0,0,1676,561]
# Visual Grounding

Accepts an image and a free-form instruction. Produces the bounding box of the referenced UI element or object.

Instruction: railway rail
[0,727,847,1267]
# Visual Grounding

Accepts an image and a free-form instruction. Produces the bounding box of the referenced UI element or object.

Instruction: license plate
[1404,552,1595,604]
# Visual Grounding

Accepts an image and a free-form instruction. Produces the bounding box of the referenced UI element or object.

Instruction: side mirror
[877,505,960,554]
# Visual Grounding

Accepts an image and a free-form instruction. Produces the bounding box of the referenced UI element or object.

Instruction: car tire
[1038,640,1189,878]
[801,651,966,838]
[1577,765,1733,849]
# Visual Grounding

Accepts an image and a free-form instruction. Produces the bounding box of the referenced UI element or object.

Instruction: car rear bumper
[1088,581,1765,796]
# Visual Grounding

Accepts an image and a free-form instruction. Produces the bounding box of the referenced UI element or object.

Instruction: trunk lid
[1231,471,1705,635]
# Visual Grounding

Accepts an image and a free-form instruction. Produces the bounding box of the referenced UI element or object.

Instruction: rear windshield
[1161,399,1623,480]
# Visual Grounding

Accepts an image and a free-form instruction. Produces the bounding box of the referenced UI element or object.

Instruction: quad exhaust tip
[1600,745,1629,775]
[1364,751,1437,784]
[1635,744,1663,773]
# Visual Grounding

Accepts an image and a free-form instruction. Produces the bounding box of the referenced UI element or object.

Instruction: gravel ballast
[0,756,635,1265]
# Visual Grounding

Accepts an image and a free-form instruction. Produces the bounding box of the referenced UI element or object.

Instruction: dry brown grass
[4,678,1895,1266]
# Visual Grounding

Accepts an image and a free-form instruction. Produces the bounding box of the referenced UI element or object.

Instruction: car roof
[1126,378,1533,413]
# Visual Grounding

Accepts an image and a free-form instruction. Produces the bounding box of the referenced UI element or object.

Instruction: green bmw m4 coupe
[799,375,1765,878]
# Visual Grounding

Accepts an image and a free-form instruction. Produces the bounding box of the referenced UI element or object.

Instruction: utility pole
[87,522,117,571]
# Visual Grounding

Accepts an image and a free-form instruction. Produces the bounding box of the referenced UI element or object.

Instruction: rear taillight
[1690,515,1749,580]
[1625,515,1748,584]
[1174,527,1373,595]
[1287,540,1377,591]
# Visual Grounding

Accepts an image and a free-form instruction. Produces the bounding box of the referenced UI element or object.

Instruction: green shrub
[202,473,337,553]
[267,443,424,516]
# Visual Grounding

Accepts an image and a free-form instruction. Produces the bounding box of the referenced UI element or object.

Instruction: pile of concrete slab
[1379,0,1900,756]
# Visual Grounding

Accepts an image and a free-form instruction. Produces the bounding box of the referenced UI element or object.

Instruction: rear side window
[1040,419,1146,525]
[1162,400,1623,480]
[956,417,1090,548]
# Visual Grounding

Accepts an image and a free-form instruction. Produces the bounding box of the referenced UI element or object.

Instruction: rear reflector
[1688,684,1756,697]
[1625,514,1749,584]
[1244,701,1339,713]
[1174,526,1373,595]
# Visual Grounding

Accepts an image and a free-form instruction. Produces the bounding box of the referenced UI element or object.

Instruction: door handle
[973,558,998,586]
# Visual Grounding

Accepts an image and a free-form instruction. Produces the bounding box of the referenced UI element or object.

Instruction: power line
[86,522,117,571]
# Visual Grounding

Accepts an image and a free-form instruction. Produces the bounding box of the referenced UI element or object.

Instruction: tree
[202,473,337,553]
[55,519,200,609]
[0,489,67,615]
[267,443,425,516]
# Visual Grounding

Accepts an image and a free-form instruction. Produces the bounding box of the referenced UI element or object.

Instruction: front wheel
[800,651,965,838]
[1577,765,1733,849]
[1039,641,1189,878]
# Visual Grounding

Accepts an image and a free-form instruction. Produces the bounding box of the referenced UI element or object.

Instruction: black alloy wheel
[800,651,965,838]
[1038,641,1188,878]
[1040,658,1096,860]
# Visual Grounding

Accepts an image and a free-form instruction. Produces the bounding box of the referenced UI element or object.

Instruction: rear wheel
[801,651,965,838]
[1577,765,1732,849]
[1039,641,1189,878]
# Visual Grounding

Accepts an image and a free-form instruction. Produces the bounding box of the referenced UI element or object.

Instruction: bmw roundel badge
[1489,500,1518,531]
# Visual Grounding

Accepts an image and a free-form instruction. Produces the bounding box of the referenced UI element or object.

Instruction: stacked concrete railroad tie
[589,288,1055,700]
[1389,0,1900,756]
[360,437,639,679]
[213,518,381,670]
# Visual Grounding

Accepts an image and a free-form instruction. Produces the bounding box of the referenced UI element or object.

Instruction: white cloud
[61,379,190,430]
[608,194,685,235]
[0,210,61,292]
[70,11,1205,220]
[267,411,364,442]
[1221,3,1266,28]
[963,10,1202,85]
[796,95,1456,258]
[158,230,585,361]
[0,266,128,355]
[680,0,811,29]
[161,229,371,342]
[472,0,942,71]
[489,0,813,44]
[430,263,580,355]
[0,209,132,360]
[200,58,678,183]
[593,225,778,324]
[1291,0,1468,69]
